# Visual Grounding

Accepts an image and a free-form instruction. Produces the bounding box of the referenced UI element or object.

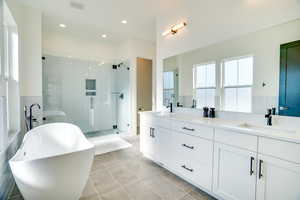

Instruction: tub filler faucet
[24,103,41,131]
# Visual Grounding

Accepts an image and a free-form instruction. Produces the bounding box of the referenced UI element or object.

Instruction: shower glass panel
[42,55,131,137]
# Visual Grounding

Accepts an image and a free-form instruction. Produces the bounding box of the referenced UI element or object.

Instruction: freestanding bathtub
[9,123,95,200]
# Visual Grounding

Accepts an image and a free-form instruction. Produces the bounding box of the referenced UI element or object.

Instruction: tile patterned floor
[8,136,216,200]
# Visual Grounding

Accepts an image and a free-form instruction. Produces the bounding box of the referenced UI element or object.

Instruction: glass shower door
[42,56,131,136]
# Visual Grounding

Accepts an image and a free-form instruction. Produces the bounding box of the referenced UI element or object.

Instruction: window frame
[163,70,176,106]
[220,55,254,113]
[193,61,217,108]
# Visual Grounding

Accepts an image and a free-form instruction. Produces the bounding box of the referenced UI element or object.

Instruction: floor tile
[100,188,131,200]
[124,179,162,200]
[91,169,121,195]
[80,194,101,200]
[81,178,98,198]
[188,188,217,200]
[108,165,139,186]
[145,175,186,200]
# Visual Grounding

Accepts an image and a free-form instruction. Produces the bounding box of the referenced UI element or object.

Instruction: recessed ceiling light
[121,20,127,24]
[59,24,67,28]
[101,34,107,38]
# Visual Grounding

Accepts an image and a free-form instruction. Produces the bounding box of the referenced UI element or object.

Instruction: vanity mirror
[163,19,300,116]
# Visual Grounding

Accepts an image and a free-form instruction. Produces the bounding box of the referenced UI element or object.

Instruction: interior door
[137,58,152,132]
[279,40,300,116]
[256,154,300,200]
[213,143,257,200]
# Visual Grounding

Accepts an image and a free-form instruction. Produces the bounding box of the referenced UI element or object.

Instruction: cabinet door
[213,143,257,200]
[154,127,172,167]
[140,125,156,160]
[256,154,300,200]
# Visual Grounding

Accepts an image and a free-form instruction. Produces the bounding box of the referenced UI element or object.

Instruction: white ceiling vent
[70,1,85,10]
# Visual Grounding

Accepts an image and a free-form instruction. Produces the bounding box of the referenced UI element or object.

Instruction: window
[222,56,253,112]
[163,71,175,106]
[1,1,20,152]
[193,62,216,108]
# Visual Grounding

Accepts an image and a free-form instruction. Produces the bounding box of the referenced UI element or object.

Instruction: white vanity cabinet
[213,143,257,200]
[140,114,173,166]
[256,154,300,200]
[140,112,300,200]
[172,130,214,191]
[140,123,157,161]
[256,138,300,200]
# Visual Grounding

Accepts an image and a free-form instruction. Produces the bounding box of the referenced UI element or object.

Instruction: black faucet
[167,102,173,113]
[265,109,272,126]
[27,103,41,130]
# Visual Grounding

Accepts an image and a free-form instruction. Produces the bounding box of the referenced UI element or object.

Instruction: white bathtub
[9,123,95,200]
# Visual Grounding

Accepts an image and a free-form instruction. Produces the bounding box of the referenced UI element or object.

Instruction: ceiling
[17,0,300,45]
[17,0,171,43]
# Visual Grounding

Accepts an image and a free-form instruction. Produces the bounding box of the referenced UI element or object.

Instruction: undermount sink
[238,123,296,134]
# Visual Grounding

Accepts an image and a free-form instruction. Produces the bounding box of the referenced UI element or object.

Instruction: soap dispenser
[203,107,209,118]
[209,108,216,118]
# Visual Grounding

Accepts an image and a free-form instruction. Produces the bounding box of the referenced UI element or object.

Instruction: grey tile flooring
[8,136,216,200]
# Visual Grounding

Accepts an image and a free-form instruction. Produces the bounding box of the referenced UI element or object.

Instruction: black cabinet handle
[259,160,263,179]
[181,165,193,172]
[149,128,152,137]
[149,128,155,138]
[250,157,255,176]
[152,128,155,138]
[182,144,194,149]
[182,127,195,131]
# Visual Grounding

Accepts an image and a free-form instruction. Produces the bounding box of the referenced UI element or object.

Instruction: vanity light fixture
[101,34,107,38]
[59,24,67,28]
[162,22,187,36]
[121,20,127,24]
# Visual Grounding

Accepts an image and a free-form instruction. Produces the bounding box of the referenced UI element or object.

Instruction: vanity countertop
[140,111,300,144]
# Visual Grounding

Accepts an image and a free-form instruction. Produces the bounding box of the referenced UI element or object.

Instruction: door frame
[279,40,300,116]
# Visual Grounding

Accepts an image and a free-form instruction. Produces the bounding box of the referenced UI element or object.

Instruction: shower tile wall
[42,55,131,134]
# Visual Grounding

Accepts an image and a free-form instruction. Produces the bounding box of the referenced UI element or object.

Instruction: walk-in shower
[42,55,131,137]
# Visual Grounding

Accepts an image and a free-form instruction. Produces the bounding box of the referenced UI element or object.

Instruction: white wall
[7,0,42,97]
[43,32,117,62]
[157,19,300,111]
[117,38,156,134]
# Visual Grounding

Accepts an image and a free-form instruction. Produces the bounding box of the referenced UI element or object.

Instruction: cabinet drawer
[171,120,214,140]
[215,129,258,152]
[173,132,213,163]
[140,114,171,129]
[258,137,300,164]
[173,156,213,191]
